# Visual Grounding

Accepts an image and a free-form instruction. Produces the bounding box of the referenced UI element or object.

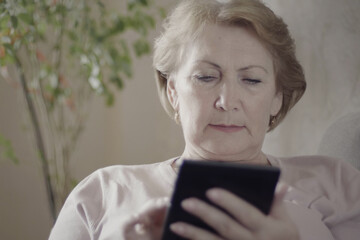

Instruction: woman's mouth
[208,124,245,133]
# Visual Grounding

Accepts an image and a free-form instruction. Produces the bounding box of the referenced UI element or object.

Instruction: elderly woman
[49,0,360,239]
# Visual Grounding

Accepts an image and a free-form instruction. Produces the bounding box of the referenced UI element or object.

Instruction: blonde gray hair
[153,0,306,131]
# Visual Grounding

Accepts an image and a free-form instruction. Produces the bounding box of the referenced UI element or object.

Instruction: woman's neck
[180,147,269,165]
[172,151,270,172]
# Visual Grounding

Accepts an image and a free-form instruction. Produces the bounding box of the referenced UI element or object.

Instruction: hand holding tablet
[162,160,281,240]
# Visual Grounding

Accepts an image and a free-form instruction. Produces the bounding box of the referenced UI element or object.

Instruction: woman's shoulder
[69,159,174,201]
[269,154,359,176]
[81,161,166,182]
[270,154,349,164]
[51,159,175,237]
[269,154,360,231]
[269,154,360,188]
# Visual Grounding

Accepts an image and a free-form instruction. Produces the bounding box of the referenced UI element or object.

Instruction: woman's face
[167,24,282,162]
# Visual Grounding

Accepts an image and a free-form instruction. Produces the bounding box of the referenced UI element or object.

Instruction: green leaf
[108,46,119,60]
[130,0,148,7]
[36,21,47,36]
[70,178,79,189]
[110,75,124,89]
[119,54,132,78]
[114,17,126,33]
[0,14,10,31]
[97,1,105,9]
[133,38,150,57]
[0,54,15,66]
[145,15,156,29]
[69,44,80,55]
[0,133,19,165]
[18,13,34,25]
[67,30,78,41]
[55,4,67,16]
[3,43,15,56]
[10,16,18,29]
[158,7,167,19]
[120,39,130,55]
[105,90,114,106]
[129,11,155,36]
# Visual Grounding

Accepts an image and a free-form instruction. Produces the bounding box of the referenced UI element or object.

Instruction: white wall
[0,0,359,239]
[262,0,360,156]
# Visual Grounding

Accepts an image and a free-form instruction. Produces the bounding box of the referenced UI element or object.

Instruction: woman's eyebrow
[195,60,221,69]
[195,60,268,74]
[239,65,268,73]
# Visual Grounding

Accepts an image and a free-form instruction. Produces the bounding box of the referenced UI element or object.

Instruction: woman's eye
[243,78,261,85]
[194,75,218,82]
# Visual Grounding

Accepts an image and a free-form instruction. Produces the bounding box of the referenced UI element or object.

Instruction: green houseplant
[0,0,162,220]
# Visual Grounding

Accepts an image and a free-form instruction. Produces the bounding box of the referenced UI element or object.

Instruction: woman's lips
[208,124,245,133]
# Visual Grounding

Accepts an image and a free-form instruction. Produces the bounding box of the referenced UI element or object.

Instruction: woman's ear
[167,77,179,111]
[270,91,283,116]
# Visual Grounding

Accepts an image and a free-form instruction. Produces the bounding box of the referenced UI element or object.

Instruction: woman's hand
[122,198,169,240]
[170,183,299,240]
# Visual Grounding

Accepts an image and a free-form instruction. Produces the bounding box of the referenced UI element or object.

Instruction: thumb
[122,198,170,239]
[136,197,170,227]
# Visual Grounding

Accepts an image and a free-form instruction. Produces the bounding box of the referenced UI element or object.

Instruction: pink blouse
[49,155,360,239]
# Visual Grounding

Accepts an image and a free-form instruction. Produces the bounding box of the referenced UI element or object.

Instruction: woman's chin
[184,140,257,161]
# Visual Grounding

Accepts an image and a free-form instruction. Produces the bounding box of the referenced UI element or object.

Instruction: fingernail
[275,182,289,193]
[134,223,146,235]
[170,223,184,234]
[156,197,170,207]
[181,198,195,210]
[206,188,221,200]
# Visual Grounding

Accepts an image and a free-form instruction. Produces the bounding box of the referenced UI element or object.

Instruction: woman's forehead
[180,24,274,73]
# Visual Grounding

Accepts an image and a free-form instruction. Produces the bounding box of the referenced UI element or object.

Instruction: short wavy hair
[153,0,306,131]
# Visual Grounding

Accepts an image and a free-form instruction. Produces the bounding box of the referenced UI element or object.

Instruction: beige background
[0,0,359,239]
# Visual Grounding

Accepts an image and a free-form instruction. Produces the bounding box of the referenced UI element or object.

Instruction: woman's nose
[214,81,240,111]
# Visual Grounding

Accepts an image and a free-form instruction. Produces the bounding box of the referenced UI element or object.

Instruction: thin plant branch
[14,55,57,222]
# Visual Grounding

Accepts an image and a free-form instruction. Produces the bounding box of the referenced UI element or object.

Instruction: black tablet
[161,160,280,240]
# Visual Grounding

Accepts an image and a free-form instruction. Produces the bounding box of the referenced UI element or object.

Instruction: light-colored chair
[318,111,360,170]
